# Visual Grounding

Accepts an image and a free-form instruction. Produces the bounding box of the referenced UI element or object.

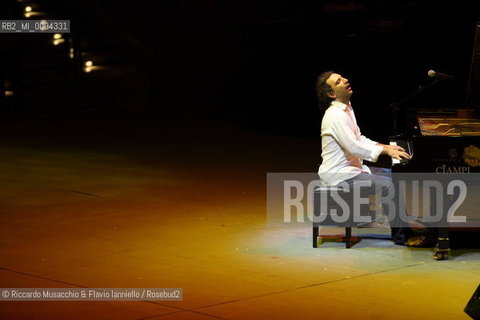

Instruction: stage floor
[0,108,479,320]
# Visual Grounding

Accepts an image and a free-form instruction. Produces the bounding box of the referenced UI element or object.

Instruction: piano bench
[313,225,353,248]
[313,185,375,249]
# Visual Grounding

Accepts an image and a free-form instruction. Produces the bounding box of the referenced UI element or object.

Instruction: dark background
[1,0,480,142]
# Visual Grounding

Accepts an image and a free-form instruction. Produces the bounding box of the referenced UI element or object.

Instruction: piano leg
[433,228,450,260]
[433,191,451,260]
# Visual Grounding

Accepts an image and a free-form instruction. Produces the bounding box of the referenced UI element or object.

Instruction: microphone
[427,69,455,79]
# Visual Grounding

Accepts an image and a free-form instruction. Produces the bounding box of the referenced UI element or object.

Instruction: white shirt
[318,100,384,186]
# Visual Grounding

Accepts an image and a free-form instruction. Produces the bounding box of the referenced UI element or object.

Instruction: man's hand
[381,145,412,160]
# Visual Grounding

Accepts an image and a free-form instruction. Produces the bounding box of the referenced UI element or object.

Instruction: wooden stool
[312,185,376,248]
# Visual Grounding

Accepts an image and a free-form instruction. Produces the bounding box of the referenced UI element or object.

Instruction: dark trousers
[344,167,412,244]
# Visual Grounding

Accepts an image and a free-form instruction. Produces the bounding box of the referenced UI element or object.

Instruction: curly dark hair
[315,71,334,110]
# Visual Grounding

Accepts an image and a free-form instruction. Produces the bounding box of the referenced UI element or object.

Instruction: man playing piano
[315,71,418,245]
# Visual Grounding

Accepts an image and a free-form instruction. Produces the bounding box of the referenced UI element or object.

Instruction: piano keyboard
[389,139,413,165]
[390,141,400,164]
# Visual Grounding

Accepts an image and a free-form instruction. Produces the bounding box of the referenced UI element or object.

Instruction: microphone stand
[390,79,442,135]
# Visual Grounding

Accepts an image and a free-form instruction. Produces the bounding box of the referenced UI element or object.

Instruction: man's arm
[328,115,383,162]
[359,134,378,146]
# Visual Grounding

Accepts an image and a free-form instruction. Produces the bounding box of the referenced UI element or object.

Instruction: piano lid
[466,24,480,109]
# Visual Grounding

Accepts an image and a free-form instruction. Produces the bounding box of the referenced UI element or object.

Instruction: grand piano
[391,110,480,259]
[390,24,480,260]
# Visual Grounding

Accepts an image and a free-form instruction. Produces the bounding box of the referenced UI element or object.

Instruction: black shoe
[391,227,412,245]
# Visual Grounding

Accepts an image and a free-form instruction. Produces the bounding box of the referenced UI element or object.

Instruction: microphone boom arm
[390,79,443,134]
